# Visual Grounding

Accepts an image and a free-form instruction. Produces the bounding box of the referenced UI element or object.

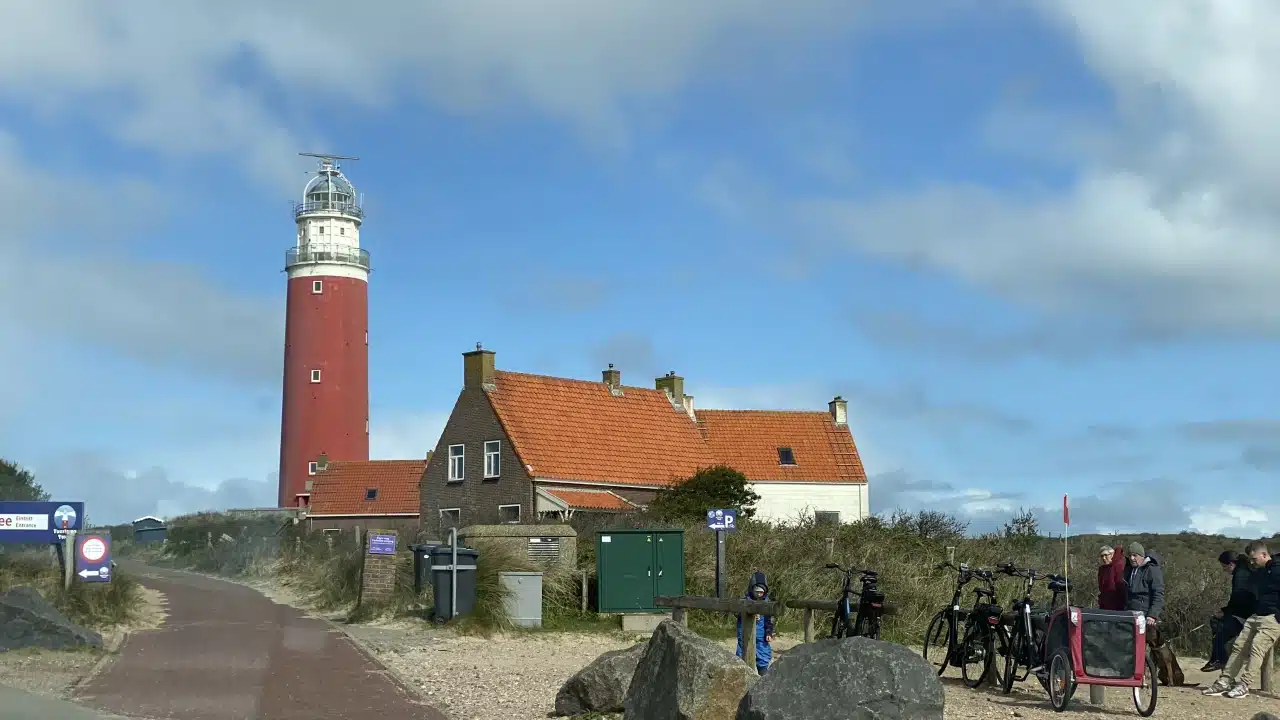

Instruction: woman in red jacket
[1098,545,1127,610]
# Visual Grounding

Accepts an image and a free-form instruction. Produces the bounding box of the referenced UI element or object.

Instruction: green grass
[0,548,141,630]
[134,508,1272,655]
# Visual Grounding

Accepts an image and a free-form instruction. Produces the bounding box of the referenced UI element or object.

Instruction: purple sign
[368,534,397,555]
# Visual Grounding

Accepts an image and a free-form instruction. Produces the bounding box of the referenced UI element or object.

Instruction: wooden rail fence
[654,595,900,670]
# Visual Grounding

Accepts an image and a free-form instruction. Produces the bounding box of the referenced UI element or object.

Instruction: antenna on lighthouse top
[300,152,359,163]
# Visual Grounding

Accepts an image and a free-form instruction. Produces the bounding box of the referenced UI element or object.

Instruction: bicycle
[997,564,1072,694]
[823,563,885,640]
[956,566,1009,688]
[922,560,977,676]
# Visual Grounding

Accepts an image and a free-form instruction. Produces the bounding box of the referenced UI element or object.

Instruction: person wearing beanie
[1125,541,1183,685]
[1097,544,1127,611]
[736,570,774,675]
[1204,549,1252,672]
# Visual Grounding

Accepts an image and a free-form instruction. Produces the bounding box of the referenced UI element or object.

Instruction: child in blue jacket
[736,570,774,674]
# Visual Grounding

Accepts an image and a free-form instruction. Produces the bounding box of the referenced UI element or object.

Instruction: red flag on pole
[1063,495,1070,526]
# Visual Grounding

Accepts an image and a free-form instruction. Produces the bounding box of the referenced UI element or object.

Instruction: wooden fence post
[803,609,815,643]
[1088,686,1106,704]
[824,538,835,560]
[1261,642,1275,693]
[673,608,687,626]
[743,613,758,670]
[580,570,588,613]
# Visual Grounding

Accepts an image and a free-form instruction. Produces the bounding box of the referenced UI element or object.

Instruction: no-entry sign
[75,534,112,583]
[80,537,107,563]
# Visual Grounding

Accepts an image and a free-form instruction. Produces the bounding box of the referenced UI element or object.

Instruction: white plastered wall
[750,482,869,525]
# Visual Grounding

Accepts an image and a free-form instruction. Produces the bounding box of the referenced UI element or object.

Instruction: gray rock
[555,642,647,716]
[624,620,757,720]
[1251,713,1280,720]
[0,586,104,652]
[736,637,944,720]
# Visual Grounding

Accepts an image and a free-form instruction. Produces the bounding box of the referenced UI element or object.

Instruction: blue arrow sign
[706,508,738,532]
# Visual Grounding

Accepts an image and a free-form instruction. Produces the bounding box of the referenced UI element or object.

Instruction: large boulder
[736,637,944,720]
[624,620,757,720]
[0,586,104,652]
[555,642,646,716]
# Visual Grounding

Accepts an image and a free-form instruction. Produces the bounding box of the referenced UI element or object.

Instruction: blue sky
[0,1,1277,534]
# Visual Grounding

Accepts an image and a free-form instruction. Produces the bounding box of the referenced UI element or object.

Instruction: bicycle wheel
[922,612,951,675]
[1001,628,1028,694]
[960,627,990,689]
[1047,647,1075,712]
[1133,653,1157,717]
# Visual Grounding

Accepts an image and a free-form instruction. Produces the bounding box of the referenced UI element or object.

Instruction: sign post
[75,534,112,584]
[705,509,738,599]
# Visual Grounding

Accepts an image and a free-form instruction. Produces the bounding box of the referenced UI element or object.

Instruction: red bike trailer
[1041,606,1158,716]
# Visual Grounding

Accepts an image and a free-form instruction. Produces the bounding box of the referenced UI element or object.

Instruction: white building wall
[750,482,869,525]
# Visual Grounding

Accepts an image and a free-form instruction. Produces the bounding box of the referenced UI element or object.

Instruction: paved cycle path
[74,562,445,720]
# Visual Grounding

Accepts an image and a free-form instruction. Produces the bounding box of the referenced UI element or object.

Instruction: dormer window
[365,488,378,501]
[777,447,797,466]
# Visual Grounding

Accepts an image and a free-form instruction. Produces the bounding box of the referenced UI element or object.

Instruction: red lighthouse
[278,154,370,508]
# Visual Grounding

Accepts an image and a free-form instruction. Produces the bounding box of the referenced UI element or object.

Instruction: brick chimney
[829,396,849,425]
[602,363,621,388]
[463,343,496,389]
[655,371,684,403]
[656,371,696,420]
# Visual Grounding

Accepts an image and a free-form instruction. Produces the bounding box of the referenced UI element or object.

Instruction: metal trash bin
[429,545,478,621]
[410,544,436,595]
[499,572,543,628]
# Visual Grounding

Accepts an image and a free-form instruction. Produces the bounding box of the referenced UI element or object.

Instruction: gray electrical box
[499,571,543,628]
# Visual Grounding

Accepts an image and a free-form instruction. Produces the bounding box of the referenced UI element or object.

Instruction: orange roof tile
[486,371,718,487]
[540,488,640,512]
[309,460,425,516]
[696,410,867,483]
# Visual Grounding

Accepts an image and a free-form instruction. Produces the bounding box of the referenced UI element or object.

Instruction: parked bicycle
[994,563,1046,692]
[923,560,978,677]
[955,566,1009,688]
[823,563,885,640]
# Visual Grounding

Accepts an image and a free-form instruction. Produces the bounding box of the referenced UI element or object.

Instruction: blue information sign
[75,534,112,583]
[0,501,85,544]
[368,534,397,555]
[706,508,738,531]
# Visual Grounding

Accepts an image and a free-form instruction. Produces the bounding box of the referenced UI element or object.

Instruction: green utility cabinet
[596,529,685,613]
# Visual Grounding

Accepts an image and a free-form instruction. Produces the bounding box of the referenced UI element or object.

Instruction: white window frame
[447,444,465,482]
[339,227,346,235]
[307,462,318,476]
[814,510,841,526]
[498,504,521,524]
[483,440,501,478]
[312,280,323,294]
[439,508,461,525]
[310,369,322,383]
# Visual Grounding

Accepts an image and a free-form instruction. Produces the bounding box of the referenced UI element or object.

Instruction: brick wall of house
[305,515,420,537]
[421,387,534,535]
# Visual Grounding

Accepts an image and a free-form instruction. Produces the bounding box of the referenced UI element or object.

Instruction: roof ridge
[697,408,831,415]
[495,369,668,394]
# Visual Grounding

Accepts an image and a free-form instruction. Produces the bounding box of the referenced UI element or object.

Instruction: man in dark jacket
[736,571,774,675]
[1124,543,1183,684]
[1098,545,1127,610]
[1124,542,1165,621]
[1204,550,1253,672]
[1203,540,1280,700]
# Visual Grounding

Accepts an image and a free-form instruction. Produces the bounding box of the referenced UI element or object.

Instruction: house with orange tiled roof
[305,456,428,535]
[419,346,869,533]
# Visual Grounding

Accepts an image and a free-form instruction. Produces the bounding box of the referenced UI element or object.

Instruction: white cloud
[0,0,863,187]
[1189,502,1278,538]
[370,410,450,461]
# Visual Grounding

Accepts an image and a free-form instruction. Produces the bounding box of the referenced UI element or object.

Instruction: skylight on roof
[777,447,796,466]
[365,488,378,501]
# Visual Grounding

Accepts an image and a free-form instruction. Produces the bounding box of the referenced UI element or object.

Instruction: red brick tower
[278,154,370,508]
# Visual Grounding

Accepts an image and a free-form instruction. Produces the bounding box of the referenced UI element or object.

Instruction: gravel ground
[344,622,1280,720]
[0,585,167,699]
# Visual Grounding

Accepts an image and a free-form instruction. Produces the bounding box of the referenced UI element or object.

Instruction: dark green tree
[0,458,49,501]
[649,465,760,521]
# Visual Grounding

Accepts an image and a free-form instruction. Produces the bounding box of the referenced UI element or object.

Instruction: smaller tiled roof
[486,371,718,487]
[696,410,867,483]
[309,460,425,516]
[540,487,641,512]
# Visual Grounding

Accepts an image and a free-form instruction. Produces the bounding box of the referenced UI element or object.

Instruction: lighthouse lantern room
[278,154,371,508]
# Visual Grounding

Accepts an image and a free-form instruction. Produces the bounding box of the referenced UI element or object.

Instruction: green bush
[0,550,141,630]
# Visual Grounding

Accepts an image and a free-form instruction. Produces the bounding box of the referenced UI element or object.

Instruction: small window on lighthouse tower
[310,369,322,383]
[312,280,323,294]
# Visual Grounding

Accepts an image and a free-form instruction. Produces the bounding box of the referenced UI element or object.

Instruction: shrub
[0,549,141,629]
